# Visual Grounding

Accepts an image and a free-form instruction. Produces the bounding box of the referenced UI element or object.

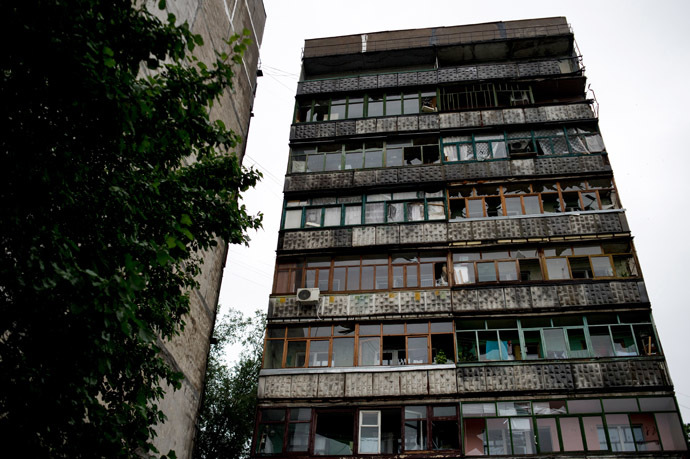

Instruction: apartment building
[253,17,688,458]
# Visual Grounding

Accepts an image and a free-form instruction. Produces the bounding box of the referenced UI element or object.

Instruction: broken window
[314,411,355,455]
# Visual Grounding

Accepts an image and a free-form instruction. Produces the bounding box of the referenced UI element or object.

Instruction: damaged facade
[253,17,688,458]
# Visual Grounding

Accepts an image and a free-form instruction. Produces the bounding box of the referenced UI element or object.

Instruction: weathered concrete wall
[257,358,671,401]
[145,0,265,457]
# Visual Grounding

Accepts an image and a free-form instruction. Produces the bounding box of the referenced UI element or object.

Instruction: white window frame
[359,410,381,454]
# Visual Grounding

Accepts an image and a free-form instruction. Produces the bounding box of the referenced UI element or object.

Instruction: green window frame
[280,192,445,230]
[454,312,660,363]
[441,126,604,163]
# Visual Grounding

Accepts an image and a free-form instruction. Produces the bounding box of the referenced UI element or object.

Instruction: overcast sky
[218,0,690,422]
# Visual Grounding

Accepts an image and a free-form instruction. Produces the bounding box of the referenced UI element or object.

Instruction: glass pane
[332,267,346,292]
[382,322,405,334]
[407,202,425,221]
[314,411,354,455]
[497,402,531,416]
[629,413,661,451]
[375,265,388,290]
[499,330,520,360]
[497,261,518,281]
[524,195,541,214]
[478,331,500,361]
[387,202,404,222]
[348,99,363,119]
[534,401,566,415]
[324,152,342,171]
[420,263,434,288]
[324,207,341,226]
[560,418,584,451]
[407,322,429,336]
[603,398,638,412]
[358,337,380,366]
[287,326,308,338]
[546,258,569,279]
[427,201,445,220]
[466,199,485,218]
[291,155,306,173]
[361,266,374,291]
[386,145,404,167]
[311,326,331,337]
[655,412,687,451]
[256,422,284,454]
[433,406,456,418]
[307,154,324,172]
[592,256,614,277]
[365,202,385,224]
[544,328,568,359]
[364,149,383,168]
[606,414,635,452]
[463,403,497,417]
[309,340,329,367]
[406,265,418,287]
[332,338,354,367]
[288,422,310,451]
[305,208,321,228]
[477,262,497,282]
[403,94,419,114]
[285,341,307,368]
[505,197,522,216]
[582,416,608,451]
[264,341,284,369]
[589,326,615,357]
[453,262,475,284]
[639,397,675,412]
[345,151,363,170]
[386,94,402,116]
[359,324,380,335]
[367,96,383,117]
[487,418,512,455]
[404,418,427,451]
[511,418,536,454]
[568,399,602,413]
[611,325,638,356]
[464,418,487,456]
[344,205,362,225]
[284,209,302,229]
[317,268,329,291]
[407,336,429,364]
[346,266,359,290]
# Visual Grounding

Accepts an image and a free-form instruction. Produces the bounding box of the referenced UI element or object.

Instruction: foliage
[434,349,448,364]
[0,0,261,456]
[194,308,266,459]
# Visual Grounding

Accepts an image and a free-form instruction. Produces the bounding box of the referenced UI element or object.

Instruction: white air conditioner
[296,288,320,305]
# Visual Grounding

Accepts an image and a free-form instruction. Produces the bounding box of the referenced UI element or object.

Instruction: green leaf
[104,58,116,68]
[158,0,166,9]
[166,235,177,249]
[180,214,192,226]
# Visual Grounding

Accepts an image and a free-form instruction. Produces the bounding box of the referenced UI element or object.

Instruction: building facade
[145,0,266,457]
[254,18,688,458]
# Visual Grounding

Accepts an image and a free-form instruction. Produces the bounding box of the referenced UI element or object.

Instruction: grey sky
[219,0,690,422]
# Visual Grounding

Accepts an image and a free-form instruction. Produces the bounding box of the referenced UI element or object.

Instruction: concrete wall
[144,0,265,457]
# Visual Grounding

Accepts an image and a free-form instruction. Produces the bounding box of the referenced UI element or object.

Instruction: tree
[194,308,265,459]
[0,1,261,456]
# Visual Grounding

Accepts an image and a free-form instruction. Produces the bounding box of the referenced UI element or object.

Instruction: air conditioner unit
[296,288,320,305]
